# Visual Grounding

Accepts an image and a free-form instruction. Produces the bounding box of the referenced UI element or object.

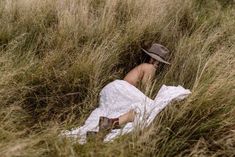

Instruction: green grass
[0,0,234,156]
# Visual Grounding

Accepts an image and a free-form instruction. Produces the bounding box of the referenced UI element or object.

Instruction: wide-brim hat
[141,43,170,65]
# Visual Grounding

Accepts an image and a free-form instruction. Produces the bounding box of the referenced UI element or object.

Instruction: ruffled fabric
[61,80,191,144]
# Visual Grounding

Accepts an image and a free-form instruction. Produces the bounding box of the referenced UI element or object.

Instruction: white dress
[61,80,191,144]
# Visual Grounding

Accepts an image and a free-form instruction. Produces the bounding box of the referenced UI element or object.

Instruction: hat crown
[148,43,169,60]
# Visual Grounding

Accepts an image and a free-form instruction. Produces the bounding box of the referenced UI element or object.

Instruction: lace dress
[61,79,191,144]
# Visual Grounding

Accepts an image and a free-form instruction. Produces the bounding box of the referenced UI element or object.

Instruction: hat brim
[141,48,171,65]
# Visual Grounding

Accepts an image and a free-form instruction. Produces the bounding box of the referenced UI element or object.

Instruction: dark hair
[143,53,151,63]
[157,62,165,73]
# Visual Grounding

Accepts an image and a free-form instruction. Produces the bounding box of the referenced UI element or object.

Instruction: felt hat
[141,43,170,65]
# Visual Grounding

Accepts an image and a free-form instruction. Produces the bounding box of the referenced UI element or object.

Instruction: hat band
[148,51,165,60]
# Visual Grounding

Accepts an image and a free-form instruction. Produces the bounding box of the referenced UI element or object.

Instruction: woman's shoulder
[138,63,155,70]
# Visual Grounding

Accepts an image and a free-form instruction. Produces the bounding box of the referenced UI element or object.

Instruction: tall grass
[0,0,234,156]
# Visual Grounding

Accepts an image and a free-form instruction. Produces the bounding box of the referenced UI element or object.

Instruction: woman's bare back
[123,63,156,87]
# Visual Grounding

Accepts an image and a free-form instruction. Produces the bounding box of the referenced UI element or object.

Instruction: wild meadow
[0,0,234,156]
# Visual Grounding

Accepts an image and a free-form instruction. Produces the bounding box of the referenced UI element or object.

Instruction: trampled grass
[0,0,234,156]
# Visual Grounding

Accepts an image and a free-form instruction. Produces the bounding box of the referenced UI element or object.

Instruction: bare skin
[118,58,160,125]
[123,58,158,87]
[118,109,136,125]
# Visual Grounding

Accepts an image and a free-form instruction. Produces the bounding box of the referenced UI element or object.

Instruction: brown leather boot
[98,116,121,132]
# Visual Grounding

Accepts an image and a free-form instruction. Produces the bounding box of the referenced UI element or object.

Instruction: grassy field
[0,0,234,156]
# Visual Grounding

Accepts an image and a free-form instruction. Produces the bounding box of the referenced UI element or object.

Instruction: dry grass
[0,0,234,156]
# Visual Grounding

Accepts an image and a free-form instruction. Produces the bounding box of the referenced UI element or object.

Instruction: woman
[62,43,191,144]
[98,43,171,133]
